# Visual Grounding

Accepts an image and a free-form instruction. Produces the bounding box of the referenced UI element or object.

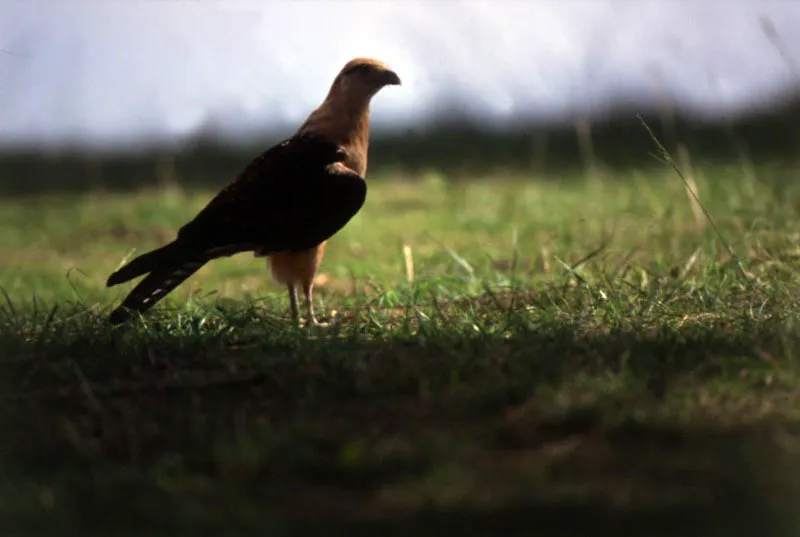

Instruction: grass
[2,155,800,536]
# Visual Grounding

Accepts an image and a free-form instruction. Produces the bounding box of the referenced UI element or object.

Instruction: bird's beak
[382,69,401,86]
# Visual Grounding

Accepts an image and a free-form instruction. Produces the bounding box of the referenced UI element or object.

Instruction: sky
[1,0,799,152]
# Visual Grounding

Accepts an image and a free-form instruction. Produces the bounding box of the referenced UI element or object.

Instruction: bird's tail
[107,241,188,287]
[107,242,207,325]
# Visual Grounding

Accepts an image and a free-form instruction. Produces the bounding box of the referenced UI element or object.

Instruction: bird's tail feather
[108,259,207,325]
[107,241,189,287]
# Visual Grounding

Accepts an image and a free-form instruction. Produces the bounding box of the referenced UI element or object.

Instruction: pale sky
[1,0,799,151]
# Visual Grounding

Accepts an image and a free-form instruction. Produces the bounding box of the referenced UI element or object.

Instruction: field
[2,145,800,535]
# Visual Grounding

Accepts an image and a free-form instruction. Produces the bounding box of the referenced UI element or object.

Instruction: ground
[1,157,800,536]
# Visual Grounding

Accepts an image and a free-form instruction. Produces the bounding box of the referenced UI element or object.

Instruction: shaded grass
[2,162,800,535]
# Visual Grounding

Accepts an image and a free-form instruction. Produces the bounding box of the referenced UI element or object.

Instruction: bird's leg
[302,282,328,327]
[287,283,300,325]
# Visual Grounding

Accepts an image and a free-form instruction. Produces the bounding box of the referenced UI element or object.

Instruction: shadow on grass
[1,299,799,536]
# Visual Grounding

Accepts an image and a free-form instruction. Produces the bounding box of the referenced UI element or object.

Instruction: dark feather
[108,260,207,325]
[106,132,367,324]
[107,241,188,287]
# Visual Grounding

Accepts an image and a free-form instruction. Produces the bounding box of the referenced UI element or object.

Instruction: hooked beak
[382,69,402,86]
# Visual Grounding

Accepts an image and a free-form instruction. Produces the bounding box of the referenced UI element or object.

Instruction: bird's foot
[306,316,330,328]
[292,314,329,328]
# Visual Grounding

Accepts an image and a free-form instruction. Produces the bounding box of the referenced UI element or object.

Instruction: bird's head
[329,57,401,101]
[301,57,401,156]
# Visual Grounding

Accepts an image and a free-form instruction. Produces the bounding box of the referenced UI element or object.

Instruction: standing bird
[106,57,401,326]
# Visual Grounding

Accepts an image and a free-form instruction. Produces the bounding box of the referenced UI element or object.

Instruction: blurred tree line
[1,92,799,196]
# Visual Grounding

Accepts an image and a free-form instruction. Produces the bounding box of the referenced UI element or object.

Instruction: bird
[106,57,401,326]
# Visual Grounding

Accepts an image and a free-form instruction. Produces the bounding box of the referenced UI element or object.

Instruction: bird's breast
[339,145,367,177]
[267,244,327,286]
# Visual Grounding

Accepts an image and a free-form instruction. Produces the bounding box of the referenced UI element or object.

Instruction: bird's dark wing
[176,132,367,257]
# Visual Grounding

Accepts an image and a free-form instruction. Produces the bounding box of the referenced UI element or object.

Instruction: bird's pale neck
[301,92,371,147]
[299,91,372,175]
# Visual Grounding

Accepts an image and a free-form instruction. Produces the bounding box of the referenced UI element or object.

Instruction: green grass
[2,157,800,536]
